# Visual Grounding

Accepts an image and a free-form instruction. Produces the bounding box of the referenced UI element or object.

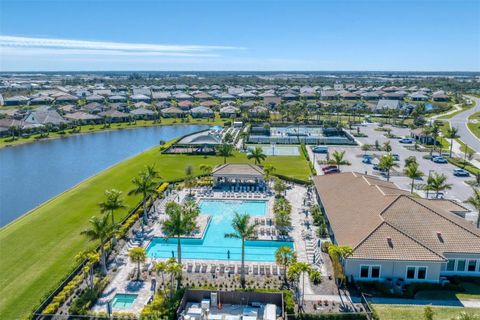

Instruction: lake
[0,124,209,227]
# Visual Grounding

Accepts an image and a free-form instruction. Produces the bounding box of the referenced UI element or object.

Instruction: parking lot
[308,123,478,223]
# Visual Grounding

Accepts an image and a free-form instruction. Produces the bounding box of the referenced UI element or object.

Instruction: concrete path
[448,95,480,154]
[430,103,462,120]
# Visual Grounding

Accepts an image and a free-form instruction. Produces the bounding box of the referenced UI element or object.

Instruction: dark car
[323,167,340,174]
[322,165,338,172]
[312,146,329,154]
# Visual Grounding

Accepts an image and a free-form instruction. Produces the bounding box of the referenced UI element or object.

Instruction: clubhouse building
[313,172,480,283]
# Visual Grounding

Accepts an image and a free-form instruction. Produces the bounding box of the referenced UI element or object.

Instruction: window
[446,259,455,271]
[457,260,466,272]
[360,266,369,278]
[406,267,416,279]
[417,267,427,280]
[468,260,477,272]
[371,266,381,278]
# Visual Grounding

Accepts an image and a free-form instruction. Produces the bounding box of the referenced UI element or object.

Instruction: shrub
[296,313,368,319]
[321,241,332,253]
[309,270,322,285]
[69,278,109,315]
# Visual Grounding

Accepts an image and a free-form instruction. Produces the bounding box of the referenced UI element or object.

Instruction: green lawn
[437,104,474,120]
[0,147,310,319]
[0,116,226,148]
[373,305,480,320]
[467,111,480,141]
[415,281,480,301]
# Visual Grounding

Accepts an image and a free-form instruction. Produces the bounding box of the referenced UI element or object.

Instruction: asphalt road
[448,95,480,153]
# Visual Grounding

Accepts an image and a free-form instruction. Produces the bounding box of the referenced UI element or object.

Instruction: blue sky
[0,0,479,71]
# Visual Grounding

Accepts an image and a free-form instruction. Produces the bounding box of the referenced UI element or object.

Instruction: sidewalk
[369,297,480,308]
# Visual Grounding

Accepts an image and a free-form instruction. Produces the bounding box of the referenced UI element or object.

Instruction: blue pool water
[112,293,137,308]
[146,200,294,261]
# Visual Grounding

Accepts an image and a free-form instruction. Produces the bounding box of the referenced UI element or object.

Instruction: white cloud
[0,35,244,57]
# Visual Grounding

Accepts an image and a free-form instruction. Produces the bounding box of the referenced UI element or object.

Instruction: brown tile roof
[351,222,445,262]
[313,172,480,261]
[212,164,264,177]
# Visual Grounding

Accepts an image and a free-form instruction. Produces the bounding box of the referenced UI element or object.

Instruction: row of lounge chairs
[221,191,267,199]
[184,263,284,277]
[257,226,277,237]
[254,217,274,226]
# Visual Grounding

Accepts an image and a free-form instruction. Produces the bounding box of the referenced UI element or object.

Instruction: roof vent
[387,237,393,248]
[437,232,444,242]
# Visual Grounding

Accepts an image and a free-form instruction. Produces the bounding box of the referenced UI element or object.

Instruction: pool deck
[91,184,322,316]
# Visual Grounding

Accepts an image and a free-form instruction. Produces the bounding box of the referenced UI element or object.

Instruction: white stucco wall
[345,258,443,283]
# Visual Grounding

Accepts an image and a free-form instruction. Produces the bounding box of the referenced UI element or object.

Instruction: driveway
[448,95,480,153]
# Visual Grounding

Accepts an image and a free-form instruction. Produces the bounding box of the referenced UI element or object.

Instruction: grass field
[0,116,226,148]
[0,147,310,319]
[468,111,480,141]
[374,305,480,320]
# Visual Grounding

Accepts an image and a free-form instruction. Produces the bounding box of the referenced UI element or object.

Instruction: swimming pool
[111,293,137,308]
[147,200,294,261]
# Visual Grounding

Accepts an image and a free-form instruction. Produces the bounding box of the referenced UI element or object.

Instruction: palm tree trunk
[142,196,148,226]
[241,239,245,288]
[411,179,414,193]
[477,211,480,229]
[387,170,390,182]
[177,236,182,264]
[283,265,287,285]
[137,261,140,280]
[89,267,94,289]
[450,139,454,157]
[100,248,107,275]
[302,272,305,308]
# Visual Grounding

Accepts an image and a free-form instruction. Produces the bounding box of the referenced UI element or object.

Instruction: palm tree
[379,154,398,181]
[99,189,126,226]
[199,164,212,176]
[328,150,350,172]
[288,262,312,309]
[263,164,276,189]
[275,246,296,285]
[327,245,353,287]
[426,172,452,198]
[75,249,99,289]
[80,215,114,275]
[216,143,234,164]
[403,162,424,193]
[247,146,267,165]
[184,165,195,196]
[465,187,480,228]
[446,126,460,158]
[154,260,168,298]
[165,257,182,298]
[145,164,160,180]
[162,201,199,264]
[224,212,259,288]
[239,131,249,150]
[129,170,158,226]
[128,247,146,280]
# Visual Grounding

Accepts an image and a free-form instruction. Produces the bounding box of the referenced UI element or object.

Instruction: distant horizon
[1,0,479,72]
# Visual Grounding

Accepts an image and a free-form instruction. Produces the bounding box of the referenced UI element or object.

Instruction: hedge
[296,313,369,320]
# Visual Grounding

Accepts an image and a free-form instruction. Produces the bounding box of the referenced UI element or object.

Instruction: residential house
[313,172,480,283]
[219,105,240,118]
[161,106,186,118]
[190,106,214,118]
[24,108,68,126]
[4,95,29,106]
[432,90,449,102]
[130,108,156,120]
[376,99,400,110]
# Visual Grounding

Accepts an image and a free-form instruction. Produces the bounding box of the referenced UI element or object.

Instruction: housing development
[1,70,480,320]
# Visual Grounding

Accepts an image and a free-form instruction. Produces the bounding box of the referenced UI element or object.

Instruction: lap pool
[146,200,293,261]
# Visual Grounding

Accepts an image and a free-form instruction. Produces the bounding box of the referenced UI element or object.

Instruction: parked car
[432,156,448,164]
[453,168,470,177]
[362,154,373,164]
[312,146,328,154]
[322,165,338,172]
[399,138,414,144]
[323,167,340,174]
[373,164,386,172]
[392,154,400,161]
